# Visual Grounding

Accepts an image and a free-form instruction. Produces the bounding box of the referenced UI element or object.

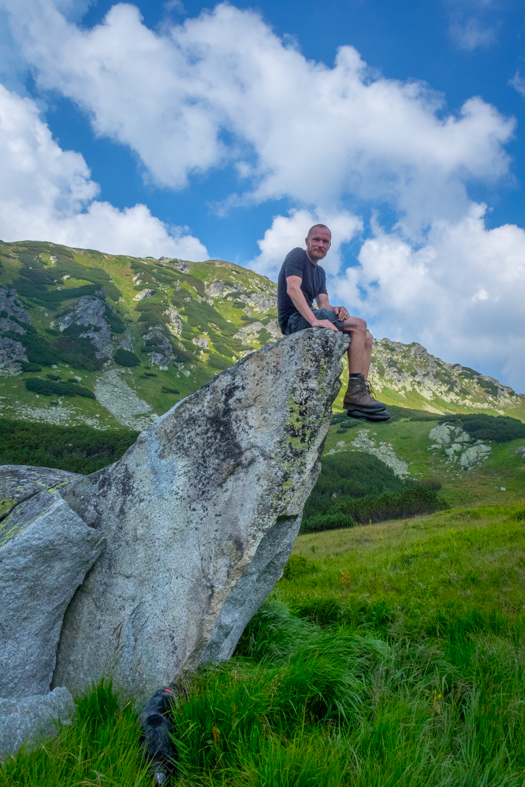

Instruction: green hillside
[1,239,524,432]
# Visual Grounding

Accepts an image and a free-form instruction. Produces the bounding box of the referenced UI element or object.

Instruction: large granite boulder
[54,329,349,699]
[0,471,105,698]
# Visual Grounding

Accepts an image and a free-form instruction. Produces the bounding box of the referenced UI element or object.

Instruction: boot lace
[365,381,376,397]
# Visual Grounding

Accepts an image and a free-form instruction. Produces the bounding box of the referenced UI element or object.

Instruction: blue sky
[1,0,524,391]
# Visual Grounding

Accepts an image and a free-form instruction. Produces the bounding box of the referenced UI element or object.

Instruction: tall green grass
[0,681,151,786]
[3,503,525,786]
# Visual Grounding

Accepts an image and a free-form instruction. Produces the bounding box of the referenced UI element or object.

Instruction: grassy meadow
[3,501,525,787]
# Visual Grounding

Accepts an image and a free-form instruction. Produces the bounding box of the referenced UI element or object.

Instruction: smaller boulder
[0,687,75,760]
[0,487,105,697]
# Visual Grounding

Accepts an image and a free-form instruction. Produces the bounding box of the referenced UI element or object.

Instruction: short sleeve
[283,248,306,280]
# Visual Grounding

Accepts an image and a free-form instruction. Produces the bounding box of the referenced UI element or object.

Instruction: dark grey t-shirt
[277,247,328,333]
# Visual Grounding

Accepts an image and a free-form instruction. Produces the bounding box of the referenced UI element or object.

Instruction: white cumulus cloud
[1,0,514,236]
[0,83,208,259]
[332,204,525,392]
[250,209,362,279]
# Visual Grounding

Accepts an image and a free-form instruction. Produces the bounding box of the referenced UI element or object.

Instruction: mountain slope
[1,239,524,429]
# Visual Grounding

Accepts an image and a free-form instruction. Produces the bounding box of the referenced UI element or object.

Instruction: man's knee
[365,330,373,350]
[345,316,367,334]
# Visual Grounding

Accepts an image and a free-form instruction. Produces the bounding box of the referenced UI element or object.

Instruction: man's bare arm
[286,276,338,331]
[316,292,350,321]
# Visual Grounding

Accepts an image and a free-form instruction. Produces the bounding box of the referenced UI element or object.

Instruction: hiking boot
[343,376,386,412]
[347,406,390,423]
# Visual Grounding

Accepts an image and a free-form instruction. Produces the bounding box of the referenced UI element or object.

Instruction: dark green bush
[301,511,356,534]
[25,377,95,399]
[303,452,406,520]
[162,386,180,394]
[20,361,42,372]
[334,485,446,524]
[103,306,125,333]
[54,325,103,371]
[208,353,231,370]
[114,348,140,367]
[439,414,525,443]
[102,282,122,301]
[14,279,99,306]
[3,323,60,366]
[171,345,194,364]
[0,419,138,474]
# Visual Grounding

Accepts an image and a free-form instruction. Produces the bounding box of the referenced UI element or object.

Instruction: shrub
[0,419,138,474]
[208,353,231,370]
[104,306,125,333]
[303,451,406,521]
[20,361,42,372]
[54,325,103,371]
[172,345,194,364]
[25,378,95,399]
[301,511,355,534]
[114,348,140,367]
[333,484,447,524]
[439,414,525,443]
[3,324,61,367]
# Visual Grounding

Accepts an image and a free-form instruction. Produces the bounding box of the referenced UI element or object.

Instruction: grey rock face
[165,306,183,336]
[58,292,113,358]
[54,329,349,700]
[428,423,491,467]
[0,287,31,375]
[0,336,27,376]
[0,287,30,325]
[0,488,105,697]
[459,444,491,467]
[133,288,156,301]
[0,687,75,760]
[142,328,172,369]
[0,465,81,521]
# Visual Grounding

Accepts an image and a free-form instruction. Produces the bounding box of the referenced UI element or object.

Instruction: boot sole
[343,402,387,412]
[347,407,391,422]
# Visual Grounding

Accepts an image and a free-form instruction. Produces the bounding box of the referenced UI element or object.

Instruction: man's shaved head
[305,224,331,263]
[307,223,331,239]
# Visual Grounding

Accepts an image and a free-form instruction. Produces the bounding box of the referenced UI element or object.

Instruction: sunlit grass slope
[4,502,525,787]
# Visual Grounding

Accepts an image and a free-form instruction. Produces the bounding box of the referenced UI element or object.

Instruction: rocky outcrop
[58,292,113,359]
[0,288,31,376]
[0,481,105,698]
[133,288,156,301]
[428,423,491,467]
[234,320,281,346]
[142,328,173,369]
[53,329,349,700]
[369,338,519,414]
[165,306,183,336]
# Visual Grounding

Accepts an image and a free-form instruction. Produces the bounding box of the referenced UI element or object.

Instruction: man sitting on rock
[277,224,389,423]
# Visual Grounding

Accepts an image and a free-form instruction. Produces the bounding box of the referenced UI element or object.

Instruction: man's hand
[310,318,339,332]
[334,306,350,321]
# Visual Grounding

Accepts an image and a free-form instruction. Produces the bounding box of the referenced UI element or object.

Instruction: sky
[1,0,524,392]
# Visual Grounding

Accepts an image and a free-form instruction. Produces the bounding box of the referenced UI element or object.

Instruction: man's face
[305,227,331,263]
